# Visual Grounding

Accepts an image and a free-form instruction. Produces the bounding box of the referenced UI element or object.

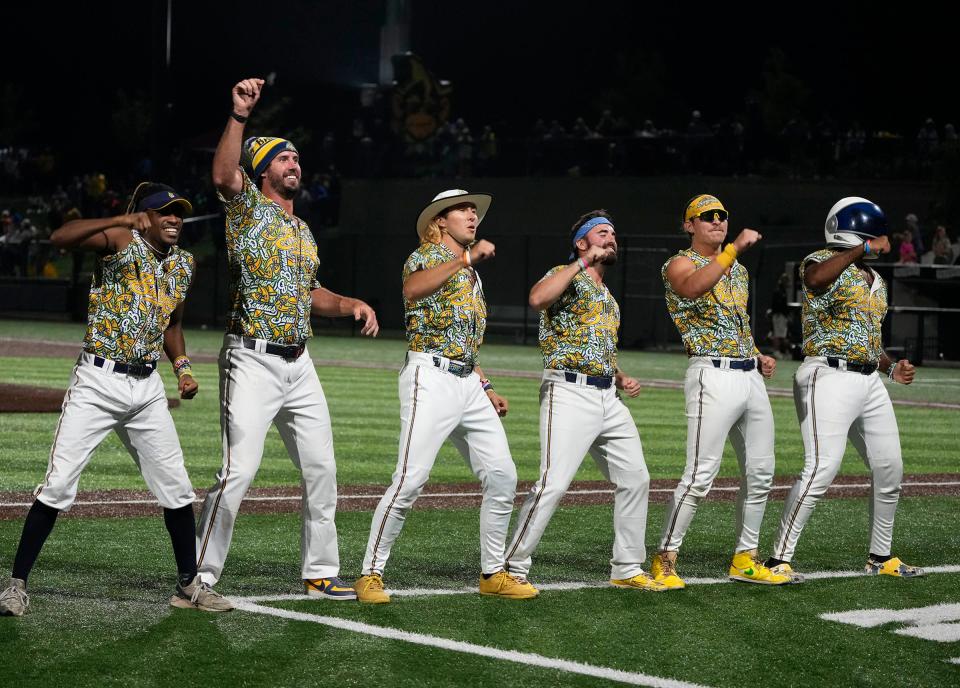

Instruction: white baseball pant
[196,335,340,585]
[362,352,518,576]
[505,370,652,581]
[659,357,776,553]
[772,357,903,561]
[34,352,195,511]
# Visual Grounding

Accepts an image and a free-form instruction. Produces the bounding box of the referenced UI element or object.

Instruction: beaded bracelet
[173,355,193,379]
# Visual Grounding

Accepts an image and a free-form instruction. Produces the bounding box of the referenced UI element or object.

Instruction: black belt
[563,371,613,389]
[711,358,757,371]
[93,356,156,378]
[242,337,306,360]
[827,357,877,375]
[432,356,474,377]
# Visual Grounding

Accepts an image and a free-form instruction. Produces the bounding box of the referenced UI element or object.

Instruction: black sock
[11,500,60,583]
[163,505,198,585]
[765,558,787,568]
[869,552,893,563]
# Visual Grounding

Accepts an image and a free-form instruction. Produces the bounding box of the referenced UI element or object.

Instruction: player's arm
[475,365,508,416]
[402,240,496,301]
[666,229,761,299]
[163,302,198,399]
[879,348,915,385]
[50,214,147,254]
[310,287,379,337]
[803,236,891,292]
[212,78,265,199]
[528,244,611,310]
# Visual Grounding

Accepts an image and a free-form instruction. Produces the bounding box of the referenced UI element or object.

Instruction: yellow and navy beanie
[244,136,298,181]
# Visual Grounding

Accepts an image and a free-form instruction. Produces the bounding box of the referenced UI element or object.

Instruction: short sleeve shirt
[662,248,760,358]
[219,170,320,345]
[539,266,620,377]
[403,242,486,363]
[800,249,887,362]
[82,232,194,364]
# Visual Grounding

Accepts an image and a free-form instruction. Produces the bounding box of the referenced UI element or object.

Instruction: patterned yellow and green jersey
[403,242,487,363]
[220,171,320,345]
[82,232,194,364]
[539,266,619,377]
[662,248,760,358]
[800,249,887,362]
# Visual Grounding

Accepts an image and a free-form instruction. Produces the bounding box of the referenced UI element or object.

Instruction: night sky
[4,1,955,161]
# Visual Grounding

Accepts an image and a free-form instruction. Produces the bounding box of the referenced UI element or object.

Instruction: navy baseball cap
[126,182,194,215]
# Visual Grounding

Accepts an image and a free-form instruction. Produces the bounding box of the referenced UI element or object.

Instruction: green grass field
[1,499,958,687]
[0,322,957,492]
[1,320,958,687]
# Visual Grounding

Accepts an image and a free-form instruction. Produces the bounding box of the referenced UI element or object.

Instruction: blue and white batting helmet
[824,197,888,253]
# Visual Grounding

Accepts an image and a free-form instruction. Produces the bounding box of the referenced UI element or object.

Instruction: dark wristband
[230,111,248,124]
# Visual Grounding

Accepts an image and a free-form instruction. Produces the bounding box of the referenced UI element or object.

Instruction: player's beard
[267,173,300,200]
[601,248,618,266]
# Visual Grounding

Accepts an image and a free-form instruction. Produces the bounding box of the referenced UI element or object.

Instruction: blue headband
[569,216,613,259]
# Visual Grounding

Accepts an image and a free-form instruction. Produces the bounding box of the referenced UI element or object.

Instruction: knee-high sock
[11,500,60,583]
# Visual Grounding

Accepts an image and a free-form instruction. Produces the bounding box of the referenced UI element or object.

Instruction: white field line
[895,622,960,642]
[821,602,960,628]
[235,565,960,605]
[231,600,710,688]
[231,565,960,688]
[949,657,960,665]
[2,480,957,509]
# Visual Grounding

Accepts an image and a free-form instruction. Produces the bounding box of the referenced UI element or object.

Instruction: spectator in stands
[932,225,954,264]
[768,273,792,359]
[905,213,925,254]
[636,120,658,138]
[898,229,919,264]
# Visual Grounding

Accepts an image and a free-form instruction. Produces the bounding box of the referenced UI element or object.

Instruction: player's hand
[867,235,891,255]
[893,359,915,385]
[616,374,642,398]
[232,78,265,116]
[179,374,199,399]
[120,212,151,231]
[583,244,615,267]
[353,301,379,337]
[468,239,496,265]
[758,354,777,379]
[732,228,762,254]
[487,390,509,417]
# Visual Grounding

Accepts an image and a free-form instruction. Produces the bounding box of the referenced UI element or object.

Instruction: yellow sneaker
[769,562,805,584]
[479,571,539,599]
[651,551,686,590]
[865,556,924,578]
[610,571,668,592]
[355,574,390,604]
[729,550,790,585]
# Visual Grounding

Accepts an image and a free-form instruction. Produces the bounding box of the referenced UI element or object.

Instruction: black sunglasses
[693,210,728,223]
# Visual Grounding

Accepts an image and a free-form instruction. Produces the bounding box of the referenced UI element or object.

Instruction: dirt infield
[0,382,181,413]
[1,474,957,520]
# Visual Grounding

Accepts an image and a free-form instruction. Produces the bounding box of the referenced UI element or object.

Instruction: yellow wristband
[176,367,193,380]
[716,243,738,268]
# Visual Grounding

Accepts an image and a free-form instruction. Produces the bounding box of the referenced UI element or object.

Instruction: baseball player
[354,189,536,604]
[653,194,790,588]
[504,210,665,592]
[0,183,231,617]
[765,197,923,579]
[195,78,379,600]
